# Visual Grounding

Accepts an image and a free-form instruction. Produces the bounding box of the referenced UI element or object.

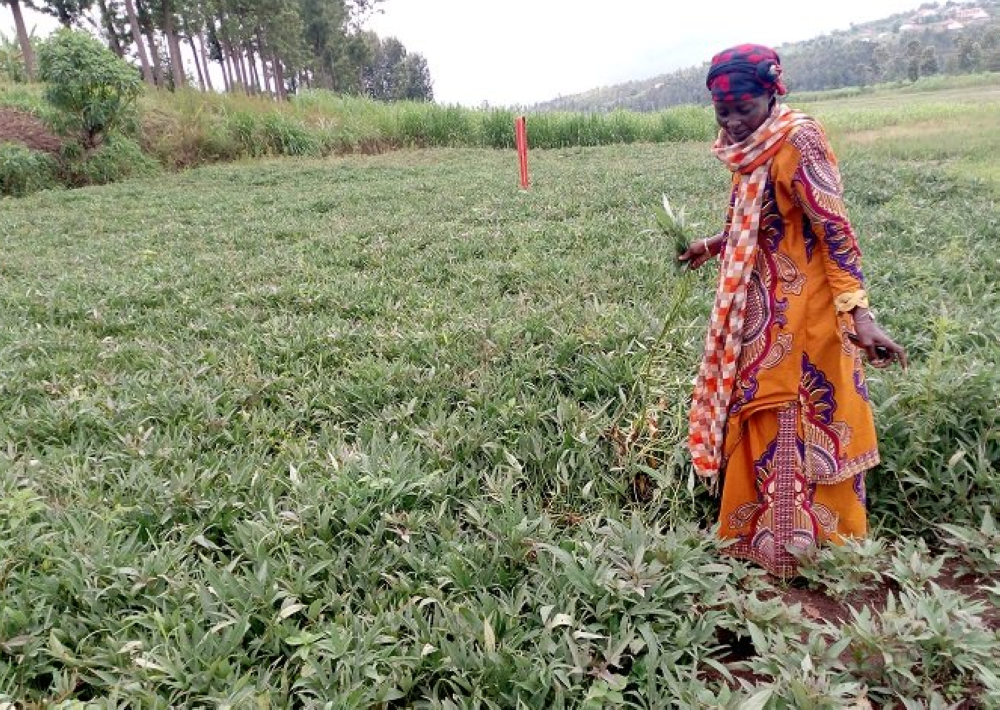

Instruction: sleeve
[790,124,868,313]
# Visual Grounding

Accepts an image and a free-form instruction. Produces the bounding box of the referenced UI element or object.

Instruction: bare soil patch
[0,107,62,153]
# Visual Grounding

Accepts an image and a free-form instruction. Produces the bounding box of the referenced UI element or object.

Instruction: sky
[3,0,935,106]
[364,0,933,106]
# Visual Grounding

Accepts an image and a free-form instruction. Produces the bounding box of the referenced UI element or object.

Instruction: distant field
[802,79,1000,189]
[1,83,998,706]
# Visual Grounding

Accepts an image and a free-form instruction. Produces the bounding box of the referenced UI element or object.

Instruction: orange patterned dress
[715,121,877,578]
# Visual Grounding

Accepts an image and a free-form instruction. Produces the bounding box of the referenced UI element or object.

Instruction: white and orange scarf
[689,104,813,486]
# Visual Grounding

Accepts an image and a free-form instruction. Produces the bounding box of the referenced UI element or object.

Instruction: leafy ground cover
[0,90,998,707]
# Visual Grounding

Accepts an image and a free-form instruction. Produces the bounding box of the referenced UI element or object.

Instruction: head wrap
[706,44,787,102]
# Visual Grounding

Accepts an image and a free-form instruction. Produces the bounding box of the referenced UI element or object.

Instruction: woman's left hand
[852,310,907,370]
[678,234,720,270]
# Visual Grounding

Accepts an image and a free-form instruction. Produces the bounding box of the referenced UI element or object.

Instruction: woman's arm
[790,124,907,368]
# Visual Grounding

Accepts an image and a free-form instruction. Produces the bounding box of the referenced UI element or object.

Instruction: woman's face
[713,93,773,142]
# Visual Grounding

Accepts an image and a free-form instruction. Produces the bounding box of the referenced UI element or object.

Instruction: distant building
[955,7,990,21]
[899,23,921,32]
[946,20,966,29]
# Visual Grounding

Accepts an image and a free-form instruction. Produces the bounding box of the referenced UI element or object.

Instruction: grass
[0,83,998,706]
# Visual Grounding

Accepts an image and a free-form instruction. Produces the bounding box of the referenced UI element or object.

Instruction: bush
[0,142,60,196]
[37,29,142,148]
[223,110,319,157]
[61,135,160,187]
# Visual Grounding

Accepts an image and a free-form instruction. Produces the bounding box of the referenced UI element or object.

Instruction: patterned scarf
[689,103,812,485]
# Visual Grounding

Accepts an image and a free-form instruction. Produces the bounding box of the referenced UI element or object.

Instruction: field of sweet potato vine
[0,81,998,708]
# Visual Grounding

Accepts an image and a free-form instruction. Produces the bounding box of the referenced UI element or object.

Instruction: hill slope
[534,0,1000,112]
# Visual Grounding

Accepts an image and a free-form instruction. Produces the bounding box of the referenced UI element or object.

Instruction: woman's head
[706,44,786,142]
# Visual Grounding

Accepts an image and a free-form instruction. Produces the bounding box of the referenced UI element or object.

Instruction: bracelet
[702,238,711,256]
[858,310,876,322]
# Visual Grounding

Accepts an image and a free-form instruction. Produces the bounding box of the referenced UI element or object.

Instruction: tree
[2,0,36,79]
[95,0,125,57]
[123,0,154,85]
[871,43,892,82]
[32,0,94,28]
[399,52,431,101]
[37,28,143,147]
[159,0,185,88]
[358,34,430,101]
[905,39,923,81]
[919,46,939,76]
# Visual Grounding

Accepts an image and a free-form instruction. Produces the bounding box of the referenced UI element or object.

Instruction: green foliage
[842,586,997,704]
[0,142,59,196]
[60,134,161,187]
[0,81,52,118]
[131,89,716,167]
[37,29,143,148]
[938,508,1000,576]
[793,537,887,600]
[361,34,434,102]
[0,29,34,83]
[0,81,997,706]
[224,109,319,157]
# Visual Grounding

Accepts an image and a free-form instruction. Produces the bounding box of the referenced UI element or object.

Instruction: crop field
[1,85,998,707]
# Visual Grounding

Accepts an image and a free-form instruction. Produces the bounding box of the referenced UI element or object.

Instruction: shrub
[139,106,242,168]
[259,112,317,156]
[37,29,142,148]
[0,142,60,196]
[60,135,160,187]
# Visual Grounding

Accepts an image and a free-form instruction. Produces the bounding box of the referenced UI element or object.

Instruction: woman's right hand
[678,235,719,270]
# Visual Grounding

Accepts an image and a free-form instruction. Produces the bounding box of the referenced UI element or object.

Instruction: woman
[679,44,906,578]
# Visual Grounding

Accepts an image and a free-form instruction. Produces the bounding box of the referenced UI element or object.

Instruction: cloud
[3,0,931,106]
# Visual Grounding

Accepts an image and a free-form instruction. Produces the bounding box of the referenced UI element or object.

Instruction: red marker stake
[515,115,530,189]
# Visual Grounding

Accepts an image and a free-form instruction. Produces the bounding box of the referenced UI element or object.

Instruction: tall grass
[5,76,1000,195]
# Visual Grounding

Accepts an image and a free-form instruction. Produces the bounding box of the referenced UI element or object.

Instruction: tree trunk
[262,58,273,98]
[246,41,261,95]
[167,30,185,89]
[137,1,166,86]
[187,35,205,90]
[123,0,154,86]
[96,0,124,57]
[161,3,185,90]
[228,46,241,92]
[238,48,252,95]
[197,32,214,91]
[256,29,272,97]
[8,0,36,81]
[146,29,165,86]
[219,46,231,92]
[219,56,231,92]
[225,38,246,93]
[272,54,286,100]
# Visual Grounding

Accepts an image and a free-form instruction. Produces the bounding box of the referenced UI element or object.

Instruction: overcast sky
[365,0,932,105]
[4,0,933,106]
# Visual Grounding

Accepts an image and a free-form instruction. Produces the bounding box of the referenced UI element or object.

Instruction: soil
[0,107,62,153]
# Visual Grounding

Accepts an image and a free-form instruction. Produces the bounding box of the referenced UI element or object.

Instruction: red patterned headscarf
[706,44,787,102]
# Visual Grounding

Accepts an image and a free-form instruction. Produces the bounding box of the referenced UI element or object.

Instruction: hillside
[534,0,1000,112]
